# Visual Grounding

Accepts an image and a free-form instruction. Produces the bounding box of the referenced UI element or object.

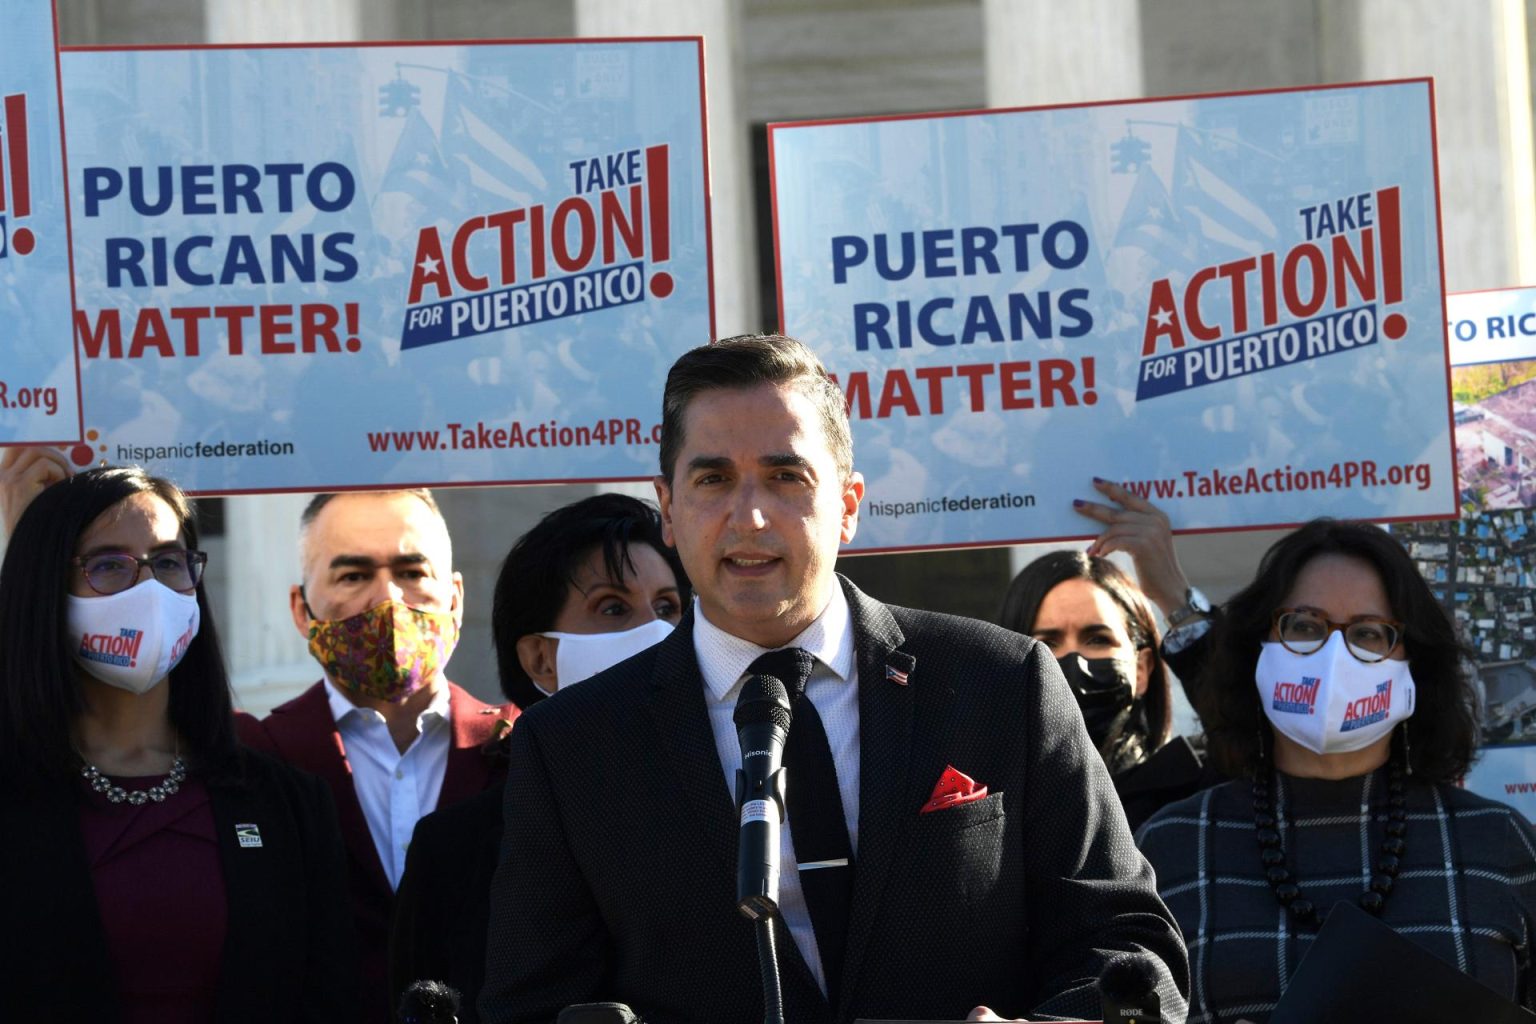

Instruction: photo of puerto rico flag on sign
[770,79,1455,552]
[59,38,711,493]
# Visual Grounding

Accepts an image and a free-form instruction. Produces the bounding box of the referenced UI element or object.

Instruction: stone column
[575,0,758,337]
[984,0,1143,107]
[206,0,362,43]
[1322,0,1536,290]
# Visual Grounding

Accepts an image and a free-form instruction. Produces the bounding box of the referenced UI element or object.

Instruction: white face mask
[538,618,675,694]
[1255,631,1416,755]
[68,580,201,695]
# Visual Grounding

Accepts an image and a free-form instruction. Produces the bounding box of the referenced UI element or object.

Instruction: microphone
[733,672,793,920]
[398,980,461,1024]
[1098,954,1162,1024]
[556,1003,642,1024]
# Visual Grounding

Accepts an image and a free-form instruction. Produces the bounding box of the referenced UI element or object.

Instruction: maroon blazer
[240,681,516,1022]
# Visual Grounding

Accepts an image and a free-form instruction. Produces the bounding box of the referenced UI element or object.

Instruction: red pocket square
[920,765,989,814]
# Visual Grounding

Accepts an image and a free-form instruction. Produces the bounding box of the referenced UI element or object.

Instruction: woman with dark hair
[0,466,356,1021]
[1137,519,1536,1021]
[493,491,687,710]
[1000,551,1171,772]
[391,492,687,1022]
[999,550,1215,829]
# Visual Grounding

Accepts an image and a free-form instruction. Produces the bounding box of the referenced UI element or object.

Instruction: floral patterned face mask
[306,598,460,703]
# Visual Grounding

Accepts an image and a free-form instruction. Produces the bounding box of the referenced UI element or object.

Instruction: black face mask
[1056,653,1145,767]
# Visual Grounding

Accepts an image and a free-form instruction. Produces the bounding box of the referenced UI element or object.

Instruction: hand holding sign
[0,445,70,536]
[1075,477,1191,615]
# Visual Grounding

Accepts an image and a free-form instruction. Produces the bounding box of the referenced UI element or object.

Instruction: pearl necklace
[79,755,188,806]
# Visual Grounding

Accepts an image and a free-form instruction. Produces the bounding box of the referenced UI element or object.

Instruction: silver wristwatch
[1165,586,1212,630]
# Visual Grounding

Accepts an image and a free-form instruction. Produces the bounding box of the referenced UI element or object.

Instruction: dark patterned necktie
[745,647,854,1006]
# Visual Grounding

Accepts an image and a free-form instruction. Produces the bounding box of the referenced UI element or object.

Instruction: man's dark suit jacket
[480,577,1190,1024]
[0,746,358,1022]
[391,777,506,1023]
[241,680,516,1022]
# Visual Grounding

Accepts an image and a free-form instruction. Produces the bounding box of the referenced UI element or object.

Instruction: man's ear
[516,634,559,694]
[450,571,465,627]
[288,584,311,637]
[839,471,865,544]
[655,475,675,547]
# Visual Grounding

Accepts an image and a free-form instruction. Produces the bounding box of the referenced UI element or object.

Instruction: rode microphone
[556,1003,642,1024]
[1098,954,1162,1024]
[733,673,793,919]
[398,980,461,1024]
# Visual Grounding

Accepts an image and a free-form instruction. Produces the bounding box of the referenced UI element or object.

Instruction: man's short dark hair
[299,488,443,531]
[297,489,450,581]
[658,333,853,483]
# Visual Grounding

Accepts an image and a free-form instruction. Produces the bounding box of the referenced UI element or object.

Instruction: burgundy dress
[77,773,228,1023]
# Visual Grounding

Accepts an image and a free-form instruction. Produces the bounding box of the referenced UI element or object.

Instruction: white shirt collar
[694,582,856,705]
[323,677,452,733]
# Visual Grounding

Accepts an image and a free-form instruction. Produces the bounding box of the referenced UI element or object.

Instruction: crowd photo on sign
[5,2,1536,1024]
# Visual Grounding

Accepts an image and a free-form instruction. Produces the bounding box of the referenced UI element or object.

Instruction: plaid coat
[1137,766,1536,1024]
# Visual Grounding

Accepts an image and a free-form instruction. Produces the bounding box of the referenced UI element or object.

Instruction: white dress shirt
[324,679,452,889]
[695,585,861,998]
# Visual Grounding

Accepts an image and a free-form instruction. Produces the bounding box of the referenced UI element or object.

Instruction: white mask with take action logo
[1255,631,1416,755]
[67,580,201,695]
[538,618,675,694]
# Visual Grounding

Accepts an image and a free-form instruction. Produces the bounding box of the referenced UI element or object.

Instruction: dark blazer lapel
[439,682,516,807]
[266,683,391,896]
[644,608,738,872]
[647,608,828,1017]
[838,577,915,1018]
[208,769,281,1019]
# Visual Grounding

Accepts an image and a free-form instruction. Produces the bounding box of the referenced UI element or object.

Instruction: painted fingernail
[1092,476,1105,484]
[1072,499,1085,507]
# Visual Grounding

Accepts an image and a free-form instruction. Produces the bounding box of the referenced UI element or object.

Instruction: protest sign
[0,0,81,444]
[770,80,1456,552]
[1396,286,1536,822]
[61,39,711,491]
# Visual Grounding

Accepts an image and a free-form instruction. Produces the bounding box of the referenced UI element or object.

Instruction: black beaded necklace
[1251,748,1408,928]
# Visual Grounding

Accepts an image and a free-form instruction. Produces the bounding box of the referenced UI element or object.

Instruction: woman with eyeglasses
[0,467,357,1022]
[1136,519,1536,1022]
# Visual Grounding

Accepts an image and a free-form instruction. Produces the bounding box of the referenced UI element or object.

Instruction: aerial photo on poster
[1395,286,1536,821]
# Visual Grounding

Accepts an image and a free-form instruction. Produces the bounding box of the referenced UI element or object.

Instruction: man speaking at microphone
[479,335,1188,1023]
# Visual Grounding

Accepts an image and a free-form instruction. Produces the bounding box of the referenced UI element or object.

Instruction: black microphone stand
[738,785,788,1024]
[752,914,785,1024]
[734,674,793,1024]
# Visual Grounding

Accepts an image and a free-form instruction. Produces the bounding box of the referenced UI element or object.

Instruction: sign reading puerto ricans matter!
[0,0,81,445]
[61,38,712,492]
[769,79,1456,552]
